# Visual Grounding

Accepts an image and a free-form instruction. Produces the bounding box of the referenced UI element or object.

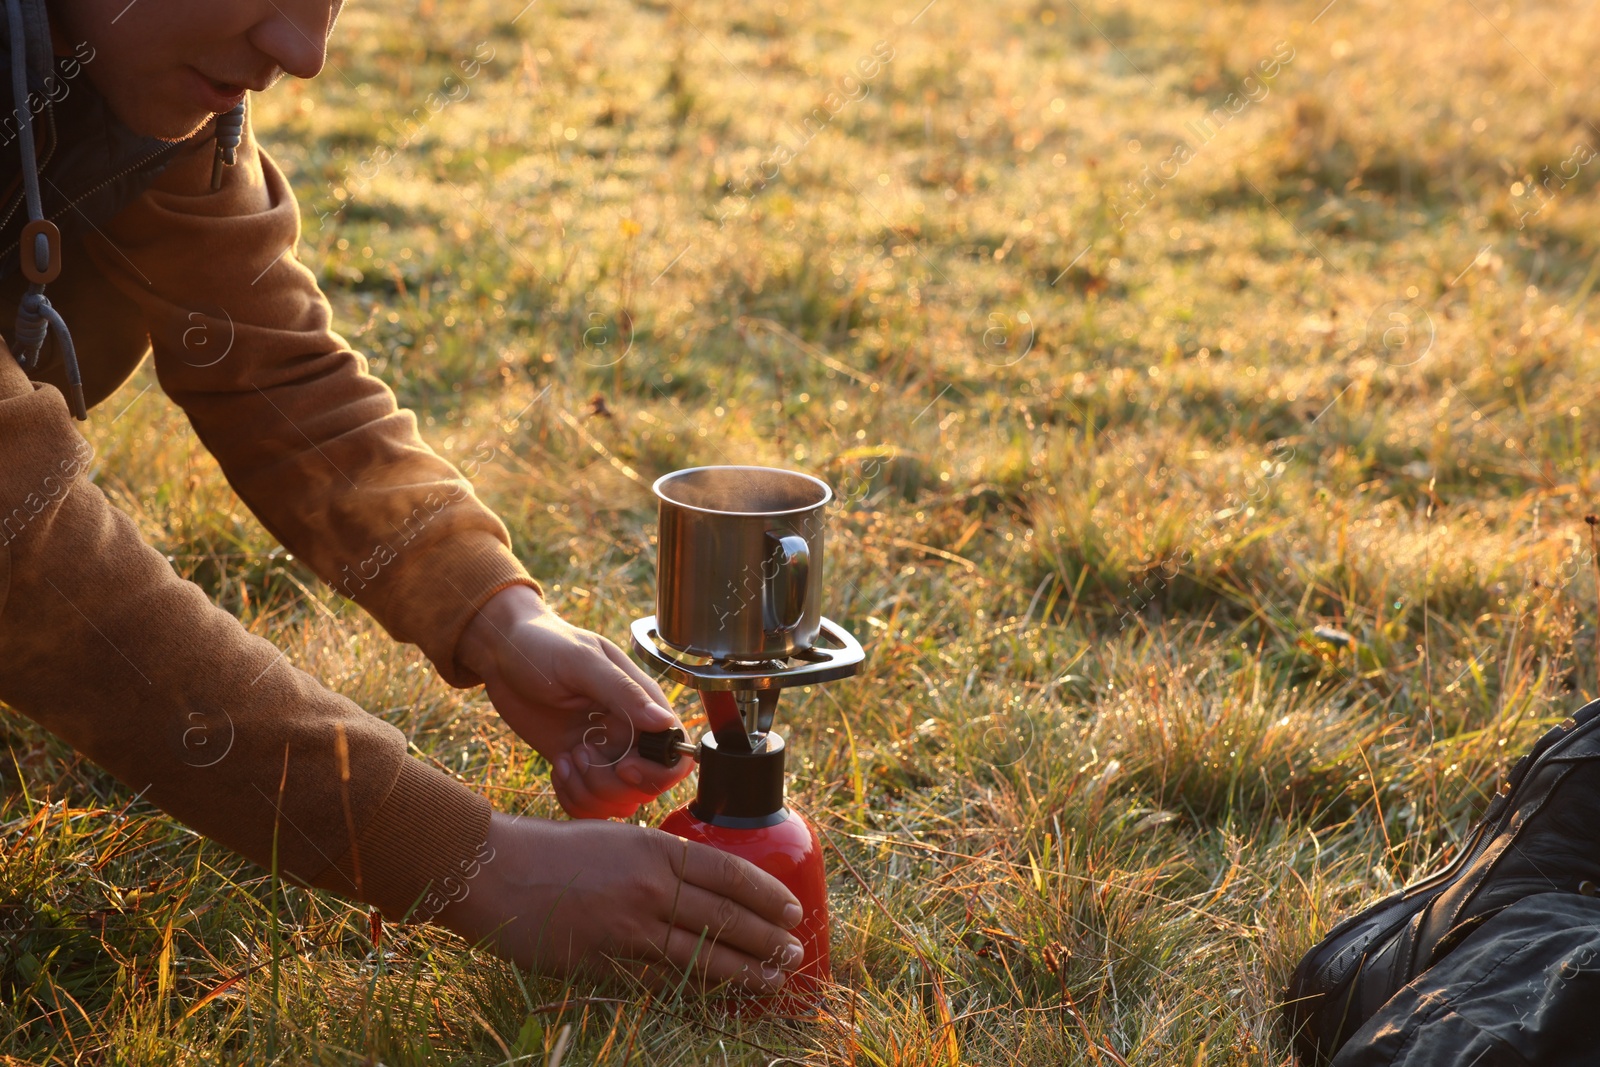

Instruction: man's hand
[436,813,806,990]
[456,584,691,818]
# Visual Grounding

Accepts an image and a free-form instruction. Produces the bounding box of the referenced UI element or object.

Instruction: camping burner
[630,614,864,751]
[629,466,864,1007]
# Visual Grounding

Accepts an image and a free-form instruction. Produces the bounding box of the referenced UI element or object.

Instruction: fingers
[553,754,640,819]
[607,744,693,798]
[669,837,804,931]
[601,638,676,716]
[669,882,805,972]
[579,639,672,729]
[569,705,691,799]
[568,742,686,813]
[580,641,691,796]
[650,922,789,992]
[621,750,694,793]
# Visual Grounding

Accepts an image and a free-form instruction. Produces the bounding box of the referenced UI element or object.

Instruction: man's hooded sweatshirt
[0,59,541,918]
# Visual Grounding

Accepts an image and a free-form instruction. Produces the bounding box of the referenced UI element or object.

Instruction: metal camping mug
[653,465,831,661]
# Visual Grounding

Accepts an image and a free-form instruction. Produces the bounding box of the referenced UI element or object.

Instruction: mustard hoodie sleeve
[83,112,543,691]
[0,343,489,920]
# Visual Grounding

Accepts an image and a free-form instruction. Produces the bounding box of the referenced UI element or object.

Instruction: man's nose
[247,0,341,80]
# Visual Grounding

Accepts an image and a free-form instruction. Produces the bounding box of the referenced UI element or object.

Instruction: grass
[4,0,1600,1061]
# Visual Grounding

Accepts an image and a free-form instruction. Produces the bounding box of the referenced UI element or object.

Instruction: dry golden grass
[4,0,1600,1061]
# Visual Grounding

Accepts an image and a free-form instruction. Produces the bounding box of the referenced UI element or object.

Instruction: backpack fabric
[1332,892,1600,1066]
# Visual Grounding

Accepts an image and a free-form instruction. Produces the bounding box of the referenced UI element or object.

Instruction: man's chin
[147,112,217,143]
[108,99,216,143]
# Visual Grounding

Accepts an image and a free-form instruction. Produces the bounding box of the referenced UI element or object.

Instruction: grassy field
[4,0,1600,1061]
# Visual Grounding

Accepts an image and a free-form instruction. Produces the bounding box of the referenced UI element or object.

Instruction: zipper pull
[210,100,247,191]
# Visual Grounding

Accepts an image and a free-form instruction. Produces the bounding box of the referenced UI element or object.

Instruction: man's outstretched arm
[84,115,692,817]
[0,375,806,985]
[84,113,539,690]
[0,346,491,920]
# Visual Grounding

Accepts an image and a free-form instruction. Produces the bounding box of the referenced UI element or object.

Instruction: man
[0,0,806,990]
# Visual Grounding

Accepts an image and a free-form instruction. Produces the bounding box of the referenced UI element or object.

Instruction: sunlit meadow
[3,0,1599,1062]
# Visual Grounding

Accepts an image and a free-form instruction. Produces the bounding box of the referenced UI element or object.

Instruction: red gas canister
[655,731,831,1006]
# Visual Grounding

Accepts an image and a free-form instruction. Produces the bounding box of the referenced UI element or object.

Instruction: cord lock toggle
[19,219,59,284]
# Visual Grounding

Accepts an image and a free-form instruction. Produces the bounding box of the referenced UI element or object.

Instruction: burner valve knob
[638,727,700,767]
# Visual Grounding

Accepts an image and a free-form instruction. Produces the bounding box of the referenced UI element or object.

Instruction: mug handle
[762,532,810,636]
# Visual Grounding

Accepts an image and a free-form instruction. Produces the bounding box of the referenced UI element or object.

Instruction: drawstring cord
[211,100,245,191]
[5,0,82,418]
[5,0,245,420]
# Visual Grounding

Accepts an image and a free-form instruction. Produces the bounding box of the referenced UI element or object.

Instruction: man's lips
[182,66,272,112]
